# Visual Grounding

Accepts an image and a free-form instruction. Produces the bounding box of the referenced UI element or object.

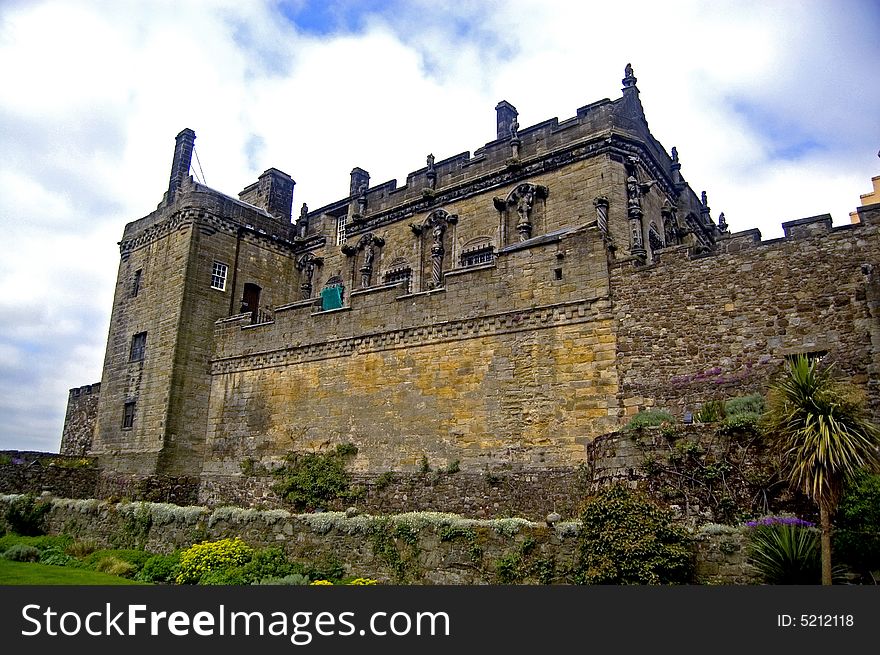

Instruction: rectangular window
[336,215,348,246]
[129,332,147,362]
[384,267,412,294]
[131,269,142,297]
[460,245,495,267]
[211,261,228,291]
[122,401,135,429]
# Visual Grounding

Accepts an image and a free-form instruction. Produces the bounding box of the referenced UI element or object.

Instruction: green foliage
[369,518,419,583]
[175,538,254,585]
[47,457,93,469]
[39,546,78,567]
[115,502,153,549]
[494,537,554,584]
[763,355,880,505]
[746,519,821,584]
[625,410,674,431]
[833,471,880,574]
[374,471,396,490]
[0,453,12,465]
[66,539,99,558]
[575,485,693,585]
[725,394,765,417]
[696,400,725,423]
[272,444,358,511]
[94,556,137,578]
[2,544,40,562]
[136,552,181,583]
[3,494,50,536]
[238,546,301,584]
[444,460,460,474]
[718,412,761,435]
[0,533,71,553]
[82,549,151,577]
[256,573,311,585]
[418,454,431,474]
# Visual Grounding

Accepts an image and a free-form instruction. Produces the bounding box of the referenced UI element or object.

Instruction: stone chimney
[167,128,195,201]
[495,101,518,140]
[350,167,370,198]
[238,168,295,223]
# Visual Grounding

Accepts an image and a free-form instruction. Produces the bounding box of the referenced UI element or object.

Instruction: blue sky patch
[731,99,826,161]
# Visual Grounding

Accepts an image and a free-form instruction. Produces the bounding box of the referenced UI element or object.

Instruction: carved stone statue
[671,147,679,164]
[509,117,519,140]
[426,153,435,169]
[297,203,309,238]
[516,186,535,241]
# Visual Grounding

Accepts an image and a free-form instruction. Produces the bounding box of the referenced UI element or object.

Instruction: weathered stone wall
[611,215,880,417]
[198,468,591,521]
[207,225,619,474]
[60,383,100,456]
[0,452,99,499]
[0,495,760,585]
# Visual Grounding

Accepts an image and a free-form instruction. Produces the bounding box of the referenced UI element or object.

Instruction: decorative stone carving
[356,183,368,217]
[624,157,654,259]
[297,203,309,239]
[661,198,680,246]
[342,233,385,288]
[493,183,549,245]
[622,62,637,89]
[718,212,729,233]
[417,209,458,290]
[426,153,436,190]
[296,252,324,299]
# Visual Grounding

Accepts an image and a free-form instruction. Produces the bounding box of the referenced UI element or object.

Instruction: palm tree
[763,354,880,585]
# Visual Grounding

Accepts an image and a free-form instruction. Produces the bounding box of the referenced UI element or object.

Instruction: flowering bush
[744,516,820,584]
[346,577,378,585]
[175,538,254,585]
[309,579,333,585]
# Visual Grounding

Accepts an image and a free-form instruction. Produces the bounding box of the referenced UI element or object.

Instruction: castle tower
[89,130,301,475]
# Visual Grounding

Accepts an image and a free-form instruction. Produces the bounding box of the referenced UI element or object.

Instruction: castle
[61,66,880,504]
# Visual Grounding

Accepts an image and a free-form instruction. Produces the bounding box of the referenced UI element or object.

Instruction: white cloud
[0,0,877,450]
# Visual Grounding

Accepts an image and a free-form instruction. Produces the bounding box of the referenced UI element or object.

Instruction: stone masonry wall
[0,452,98,499]
[0,495,760,585]
[60,383,100,456]
[611,215,880,417]
[207,224,619,475]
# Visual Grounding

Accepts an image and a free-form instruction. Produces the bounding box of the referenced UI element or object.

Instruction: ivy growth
[272,444,359,511]
[573,484,693,585]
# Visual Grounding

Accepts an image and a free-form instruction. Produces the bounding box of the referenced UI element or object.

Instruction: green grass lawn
[0,559,149,585]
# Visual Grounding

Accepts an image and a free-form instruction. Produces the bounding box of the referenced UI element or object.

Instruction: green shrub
[40,546,78,567]
[575,484,693,584]
[695,400,725,423]
[199,568,247,585]
[724,393,765,416]
[624,410,674,431]
[255,573,310,585]
[745,517,821,584]
[175,538,254,585]
[239,546,300,584]
[833,471,880,575]
[272,444,358,511]
[82,549,151,573]
[2,544,40,562]
[94,556,137,578]
[375,471,396,490]
[136,552,181,583]
[66,539,99,558]
[3,494,50,536]
[718,411,761,435]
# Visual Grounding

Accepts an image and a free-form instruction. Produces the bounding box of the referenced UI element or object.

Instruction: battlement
[69,382,101,398]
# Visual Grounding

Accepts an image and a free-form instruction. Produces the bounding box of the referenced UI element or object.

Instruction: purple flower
[744,516,815,529]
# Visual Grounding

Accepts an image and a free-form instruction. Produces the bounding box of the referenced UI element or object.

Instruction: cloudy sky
[0,0,878,452]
